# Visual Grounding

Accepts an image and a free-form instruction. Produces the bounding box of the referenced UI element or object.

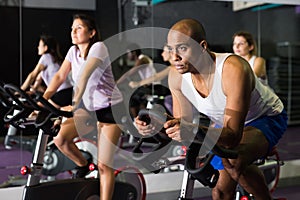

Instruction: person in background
[21,34,73,107]
[129,45,173,89]
[135,18,287,200]
[42,14,124,200]
[126,43,158,82]
[129,45,174,114]
[232,31,268,85]
[117,43,159,117]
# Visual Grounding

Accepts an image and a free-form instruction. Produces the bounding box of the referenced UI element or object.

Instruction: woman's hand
[129,81,140,89]
[61,105,73,112]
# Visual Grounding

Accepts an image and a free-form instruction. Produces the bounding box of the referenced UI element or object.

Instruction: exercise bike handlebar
[34,93,73,118]
[3,83,73,119]
[32,93,73,136]
[136,109,238,187]
[2,83,73,136]
[2,83,40,126]
[137,109,238,159]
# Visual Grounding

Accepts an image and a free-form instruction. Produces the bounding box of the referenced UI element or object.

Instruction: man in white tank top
[135,19,287,200]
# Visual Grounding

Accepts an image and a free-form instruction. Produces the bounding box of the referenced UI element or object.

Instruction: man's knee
[212,184,235,199]
[212,170,237,199]
[222,158,244,181]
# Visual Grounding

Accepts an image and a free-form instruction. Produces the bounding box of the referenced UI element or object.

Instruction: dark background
[0,0,299,85]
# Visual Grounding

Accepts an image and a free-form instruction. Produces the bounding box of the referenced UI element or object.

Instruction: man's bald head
[170,19,206,43]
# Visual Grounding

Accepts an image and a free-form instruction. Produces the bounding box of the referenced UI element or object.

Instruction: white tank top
[181,53,283,126]
[248,55,268,85]
[248,55,256,69]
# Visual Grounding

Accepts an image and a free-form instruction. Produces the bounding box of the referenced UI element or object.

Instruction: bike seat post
[178,169,195,200]
[26,129,49,186]
[5,104,24,149]
[5,102,21,136]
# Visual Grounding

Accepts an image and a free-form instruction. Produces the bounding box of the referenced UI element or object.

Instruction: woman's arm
[252,56,267,80]
[43,59,71,100]
[129,66,171,88]
[21,63,45,91]
[72,57,102,108]
[31,72,45,93]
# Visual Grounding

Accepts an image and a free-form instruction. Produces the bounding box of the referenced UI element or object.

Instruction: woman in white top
[43,14,124,200]
[128,45,174,114]
[21,35,73,107]
[232,31,268,85]
[129,45,173,89]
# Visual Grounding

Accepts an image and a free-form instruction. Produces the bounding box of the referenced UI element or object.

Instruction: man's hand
[164,118,182,141]
[134,116,155,136]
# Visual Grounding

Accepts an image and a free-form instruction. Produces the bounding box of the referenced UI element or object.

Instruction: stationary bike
[133,108,284,200]
[3,83,146,200]
[0,83,95,180]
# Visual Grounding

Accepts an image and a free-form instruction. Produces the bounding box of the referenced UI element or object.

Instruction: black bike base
[22,178,137,200]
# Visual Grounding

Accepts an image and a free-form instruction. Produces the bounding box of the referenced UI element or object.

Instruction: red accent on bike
[241,196,249,200]
[199,162,205,167]
[181,146,187,156]
[20,166,30,175]
[114,166,147,200]
[88,163,96,171]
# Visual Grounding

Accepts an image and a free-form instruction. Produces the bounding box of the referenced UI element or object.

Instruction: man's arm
[168,67,193,120]
[219,55,255,148]
[164,67,195,141]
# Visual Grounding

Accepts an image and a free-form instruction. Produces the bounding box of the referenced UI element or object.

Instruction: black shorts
[51,87,73,107]
[95,102,126,124]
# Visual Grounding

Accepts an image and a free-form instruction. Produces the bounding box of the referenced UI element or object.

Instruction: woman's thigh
[97,123,122,166]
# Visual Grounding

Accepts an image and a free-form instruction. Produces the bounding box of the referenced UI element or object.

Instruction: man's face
[167,29,203,74]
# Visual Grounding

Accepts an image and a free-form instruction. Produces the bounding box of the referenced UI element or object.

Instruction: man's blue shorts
[211,110,288,170]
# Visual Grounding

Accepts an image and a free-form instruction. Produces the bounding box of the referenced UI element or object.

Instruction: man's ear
[200,40,207,50]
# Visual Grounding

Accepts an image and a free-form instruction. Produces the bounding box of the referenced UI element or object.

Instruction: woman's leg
[97,122,122,200]
[53,117,88,167]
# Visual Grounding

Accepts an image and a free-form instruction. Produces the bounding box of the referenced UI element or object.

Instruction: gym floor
[0,125,300,199]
